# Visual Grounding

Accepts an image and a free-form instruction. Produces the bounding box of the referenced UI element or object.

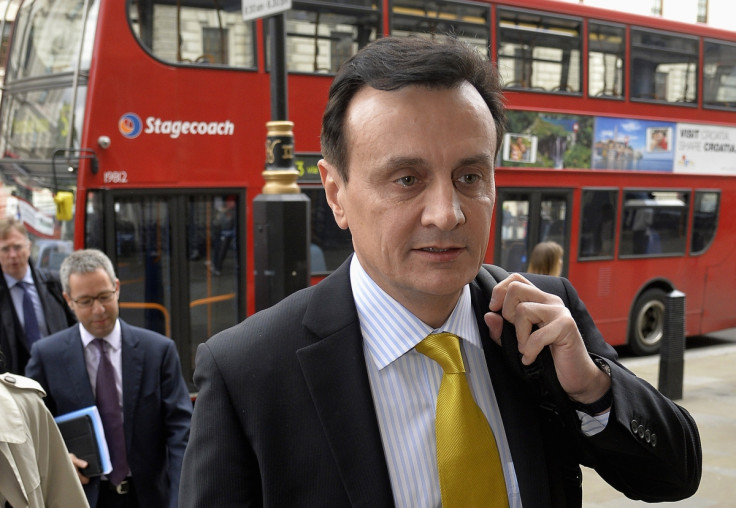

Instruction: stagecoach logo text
[118,114,235,140]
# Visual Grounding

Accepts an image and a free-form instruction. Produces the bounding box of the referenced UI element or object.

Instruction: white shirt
[351,257,522,508]
[81,320,124,410]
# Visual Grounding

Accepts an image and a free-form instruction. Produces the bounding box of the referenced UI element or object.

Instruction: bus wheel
[628,288,667,355]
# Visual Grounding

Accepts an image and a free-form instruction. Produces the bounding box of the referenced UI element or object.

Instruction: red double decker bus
[1,0,735,385]
[487,1,736,355]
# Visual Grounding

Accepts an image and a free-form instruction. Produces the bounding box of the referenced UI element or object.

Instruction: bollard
[658,289,686,400]
[254,121,310,312]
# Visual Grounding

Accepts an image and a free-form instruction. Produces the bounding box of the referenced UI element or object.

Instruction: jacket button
[631,419,638,433]
[644,429,651,443]
[651,433,657,447]
[638,425,645,438]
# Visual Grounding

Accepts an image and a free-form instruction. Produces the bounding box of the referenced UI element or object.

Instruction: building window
[202,27,229,64]
[650,0,662,16]
[697,0,708,24]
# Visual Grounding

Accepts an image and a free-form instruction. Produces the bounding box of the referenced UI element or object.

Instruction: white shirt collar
[80,319,122,351]
[3,264,32,288]
[350,256,482,371]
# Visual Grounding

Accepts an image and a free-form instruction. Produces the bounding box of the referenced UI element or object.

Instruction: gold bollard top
[263,120,300,194]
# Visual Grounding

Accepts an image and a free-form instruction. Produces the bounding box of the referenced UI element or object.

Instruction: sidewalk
[582,341,736,506]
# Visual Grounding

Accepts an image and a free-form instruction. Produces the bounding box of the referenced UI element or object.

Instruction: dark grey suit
[26,319,192,508]
[180,258,701,507]
[0,264,76,374]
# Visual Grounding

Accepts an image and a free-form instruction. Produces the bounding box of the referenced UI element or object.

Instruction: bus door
[85,189,245,390]
[495,189,572,275]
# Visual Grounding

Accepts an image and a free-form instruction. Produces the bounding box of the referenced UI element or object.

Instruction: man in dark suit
[0,218,76,374]
[180,36,701,507]
[26,249,192,508]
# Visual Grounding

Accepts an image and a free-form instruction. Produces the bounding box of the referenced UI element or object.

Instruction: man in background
[26,249,192,508]
[0,218,76,374]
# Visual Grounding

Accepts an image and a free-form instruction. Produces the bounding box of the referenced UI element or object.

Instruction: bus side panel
[82,2,269,190]
[701,263,736,333]
[700,186,736,334]
[567,261,629,346]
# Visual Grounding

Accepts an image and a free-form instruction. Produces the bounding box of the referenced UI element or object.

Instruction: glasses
[71,289,118,308]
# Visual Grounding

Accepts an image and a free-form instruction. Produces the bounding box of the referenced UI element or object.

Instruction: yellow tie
[416,332,509,508]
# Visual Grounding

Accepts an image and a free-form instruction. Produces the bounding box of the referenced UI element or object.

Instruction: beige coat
[0,373,89,508]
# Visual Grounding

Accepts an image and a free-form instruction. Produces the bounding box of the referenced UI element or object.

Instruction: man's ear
[318,159,348,230]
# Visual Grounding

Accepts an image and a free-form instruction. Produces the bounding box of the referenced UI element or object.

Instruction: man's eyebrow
[380,154,493,170]
[381,156,426,170]
[456,154,494,169]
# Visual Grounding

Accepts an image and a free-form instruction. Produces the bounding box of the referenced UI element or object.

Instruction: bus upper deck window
[704,40,736,110]
[630,29,698,104]
[498,9,582,94]
[128,0,257,69]
[588,22,624,99]
[269,2,381,75]
[390,0,490,56]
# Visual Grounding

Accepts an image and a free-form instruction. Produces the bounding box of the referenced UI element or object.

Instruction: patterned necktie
[93,338,129,485]
[17,282,41,346]
[416,332,509,507]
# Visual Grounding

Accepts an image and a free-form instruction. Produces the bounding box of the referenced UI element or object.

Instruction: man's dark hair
[320,35,506,182]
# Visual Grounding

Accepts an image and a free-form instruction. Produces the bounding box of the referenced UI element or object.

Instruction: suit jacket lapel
[30,265,69,333]
[297,260,395,507]
[62,328,96,407]
[470,272,552,507]
[119,320,144,447]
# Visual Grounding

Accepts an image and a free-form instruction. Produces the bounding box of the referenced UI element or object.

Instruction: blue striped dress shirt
[350,257,523,508]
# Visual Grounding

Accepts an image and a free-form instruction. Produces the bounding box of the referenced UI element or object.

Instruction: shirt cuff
[577,410,611,436]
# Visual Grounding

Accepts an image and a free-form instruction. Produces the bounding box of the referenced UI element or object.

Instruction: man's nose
[422,182,465,230]
[90,298,106,312]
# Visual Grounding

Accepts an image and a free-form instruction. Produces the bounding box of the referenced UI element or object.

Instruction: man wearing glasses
[0,218,76,374]
[26,249,192,508]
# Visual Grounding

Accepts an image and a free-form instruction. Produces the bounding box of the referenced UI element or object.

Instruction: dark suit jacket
[0,264,76,374]
[26,319,192,508]
[180,258,701,507]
